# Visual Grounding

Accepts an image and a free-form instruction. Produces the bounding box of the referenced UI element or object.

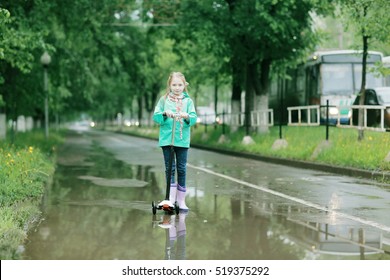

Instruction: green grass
[0,199,41,259]
[0,131,62,206]
[0,129,64,259]
[110,124,390,172]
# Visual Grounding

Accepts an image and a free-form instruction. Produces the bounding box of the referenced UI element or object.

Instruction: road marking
[188,163,390,233]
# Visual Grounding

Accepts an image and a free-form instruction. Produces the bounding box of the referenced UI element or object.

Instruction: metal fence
[286,104,389,132]
[214,104,389,133]
[338,105,388,132]
[287,105,320,126]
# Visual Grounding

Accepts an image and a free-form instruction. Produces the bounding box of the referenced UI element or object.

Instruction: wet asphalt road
[22,128,390,260]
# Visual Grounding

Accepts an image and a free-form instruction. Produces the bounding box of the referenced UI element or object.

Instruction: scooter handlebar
[163,112,182,118]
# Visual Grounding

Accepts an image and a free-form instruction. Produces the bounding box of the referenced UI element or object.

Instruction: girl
[153,72,197,210]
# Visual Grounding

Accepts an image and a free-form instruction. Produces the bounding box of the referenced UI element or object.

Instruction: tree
[340,0,390,141]
[176,0,334,135]
[0,2,50,131]
[137,0,230,124]
[1,0,145,127]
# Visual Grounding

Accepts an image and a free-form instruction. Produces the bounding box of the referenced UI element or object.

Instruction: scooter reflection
[153,212,187,260]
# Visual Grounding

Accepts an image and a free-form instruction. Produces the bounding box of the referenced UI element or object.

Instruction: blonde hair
[165,72,189,96]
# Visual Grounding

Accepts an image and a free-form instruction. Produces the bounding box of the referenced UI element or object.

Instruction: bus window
[383,56,390,86]
[353,64,383,91]
[321,64,353,95]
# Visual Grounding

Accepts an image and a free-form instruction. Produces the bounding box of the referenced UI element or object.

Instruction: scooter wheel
[152,201,157,215]
[174,201,180,215]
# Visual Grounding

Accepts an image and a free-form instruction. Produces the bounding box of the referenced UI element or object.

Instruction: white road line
[188,163,390,233]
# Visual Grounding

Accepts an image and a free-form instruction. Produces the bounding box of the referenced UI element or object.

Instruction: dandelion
[28,146,34,153]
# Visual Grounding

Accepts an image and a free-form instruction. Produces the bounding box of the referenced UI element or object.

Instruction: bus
[383,56,390,86]
[269,50,385,124]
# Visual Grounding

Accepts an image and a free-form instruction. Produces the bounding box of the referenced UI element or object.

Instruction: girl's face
[170,77,185,95]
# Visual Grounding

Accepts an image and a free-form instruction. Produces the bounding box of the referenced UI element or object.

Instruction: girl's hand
[180,112,189,119]
[164,110,174,118]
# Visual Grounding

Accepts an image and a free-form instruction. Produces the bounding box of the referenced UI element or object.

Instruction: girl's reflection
[158,213,187,260]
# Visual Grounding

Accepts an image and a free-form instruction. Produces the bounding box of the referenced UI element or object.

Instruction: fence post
[204,113,208,133]
[326,100,329,141]
[222,111,226,135]
[279,80,283,139]
[279,111,283,139]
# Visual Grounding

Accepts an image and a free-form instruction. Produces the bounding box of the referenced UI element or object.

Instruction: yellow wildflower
[29,146,34,153]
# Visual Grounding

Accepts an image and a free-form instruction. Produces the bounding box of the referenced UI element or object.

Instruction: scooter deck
[152,200,179,215]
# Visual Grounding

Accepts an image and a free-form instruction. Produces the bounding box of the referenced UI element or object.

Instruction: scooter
[152,113,180,215]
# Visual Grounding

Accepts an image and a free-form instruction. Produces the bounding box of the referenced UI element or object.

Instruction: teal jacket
[153,92,197,148]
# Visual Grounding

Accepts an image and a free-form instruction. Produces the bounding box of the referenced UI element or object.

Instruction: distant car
[196,106,217,125]
[352,87,390,127]
[69,120,92,131]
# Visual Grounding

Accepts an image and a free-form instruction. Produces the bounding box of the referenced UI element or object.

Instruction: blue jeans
[162,146,188,187]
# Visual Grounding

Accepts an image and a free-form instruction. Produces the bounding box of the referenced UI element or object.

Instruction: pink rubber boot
[177,184,189,210]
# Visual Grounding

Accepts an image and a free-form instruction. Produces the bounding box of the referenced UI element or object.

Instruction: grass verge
[0,130,63,259]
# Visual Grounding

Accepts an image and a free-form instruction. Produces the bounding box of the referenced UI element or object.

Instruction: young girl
[153,72,197,210]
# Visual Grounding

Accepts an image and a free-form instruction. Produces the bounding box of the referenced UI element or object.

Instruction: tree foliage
[0,1,51,116]
[340,0,390,140]
[0,0,389,134]
[175,0,335,133]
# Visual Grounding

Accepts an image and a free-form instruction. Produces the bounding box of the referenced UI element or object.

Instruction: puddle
[78,176,148,188]
[21,131,390,260]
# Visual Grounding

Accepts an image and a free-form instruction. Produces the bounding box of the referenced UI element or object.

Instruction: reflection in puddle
[23,139,164,260]
[249,200,388,259]
[65,199,150,211]
[188,170,389,260]
[78,175,148,188]
[153,213,187,260]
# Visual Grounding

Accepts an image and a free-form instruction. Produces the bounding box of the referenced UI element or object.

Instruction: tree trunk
[137,96,143,127]
[245,61,256,135]
[214,74,218,115]
[255,95,269,133]
[145,83,160,126]
[0,113,6,140]
[255,59,271,133]
[227,0,244,131]
[358,30,369,141]
[231,58,243,131]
